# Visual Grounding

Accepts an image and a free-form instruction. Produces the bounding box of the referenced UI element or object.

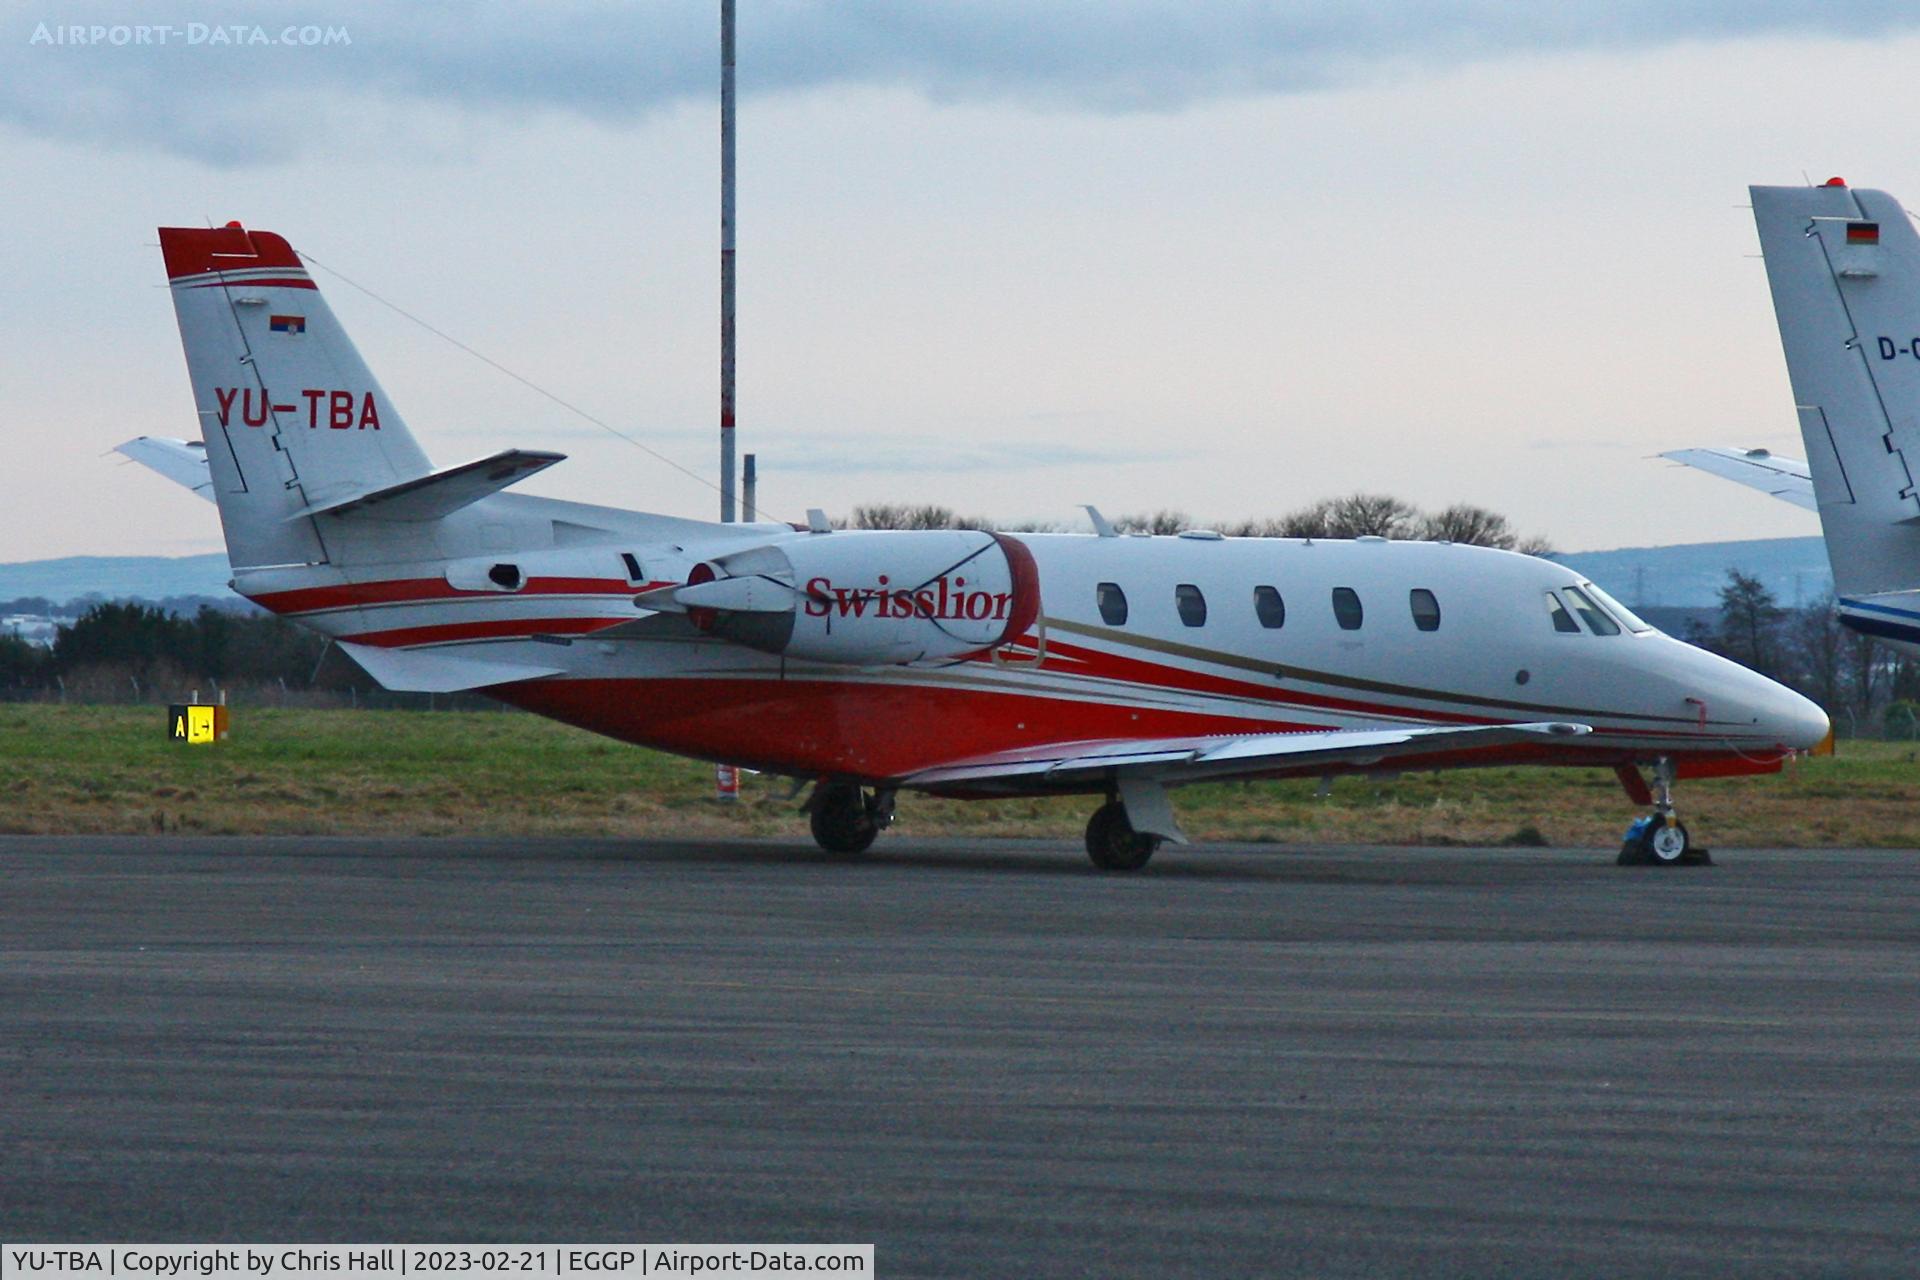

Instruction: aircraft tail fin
[1752,182,1920,596]
[159,223,434,570]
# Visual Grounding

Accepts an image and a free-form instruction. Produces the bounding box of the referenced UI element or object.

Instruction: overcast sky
[8,2,1920,560]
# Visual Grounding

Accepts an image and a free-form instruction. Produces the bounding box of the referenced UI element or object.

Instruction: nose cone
[1765,682,1832,752]
[1674,641,1830,751]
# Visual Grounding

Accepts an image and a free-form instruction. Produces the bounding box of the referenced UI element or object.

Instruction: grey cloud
[7,2,1918,163]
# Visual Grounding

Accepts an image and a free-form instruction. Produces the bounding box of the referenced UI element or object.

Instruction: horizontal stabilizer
[1661,447,1816,512]
[337,640,562,693]
[905,721,1591,791]
[115,436,214,501]
[296,449,565,523]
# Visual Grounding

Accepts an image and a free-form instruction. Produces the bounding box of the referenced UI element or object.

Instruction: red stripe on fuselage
[350,616,620,648]
[491,675,1784,784]
[1031,635,1498,726]
[181,276,318,291]
[249,576,645,616]
[497,676,1292,778]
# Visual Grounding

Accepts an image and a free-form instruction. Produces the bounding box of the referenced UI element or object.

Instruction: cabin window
[1562,585,1620,635]
[1097,581,1129,626]
[621,552,645,583]
[1409,588,1441,632]
[1545,591,1580,633]
[1331,587,1363,631]
[1176,583,1208,627]
[1254,585,1286,629]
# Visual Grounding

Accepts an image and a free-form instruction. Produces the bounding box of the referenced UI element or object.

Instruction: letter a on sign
[167,704,224,744]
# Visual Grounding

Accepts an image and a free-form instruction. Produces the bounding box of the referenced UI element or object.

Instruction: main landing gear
[809,782,895,855]
[1085,799,1160,872]
[1618,757,1710,867]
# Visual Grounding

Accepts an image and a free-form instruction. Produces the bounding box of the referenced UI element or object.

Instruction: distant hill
[1550,536,1831,610]
[0,536,1837,611]
[0,553,233,605]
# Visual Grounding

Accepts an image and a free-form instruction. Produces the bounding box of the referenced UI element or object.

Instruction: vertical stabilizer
[160,223,432,570]
[1752,183,1920,595]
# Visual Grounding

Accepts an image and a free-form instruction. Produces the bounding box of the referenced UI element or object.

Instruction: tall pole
[719,0,737,523]
[743,452,757,523]
[713,0,742,803]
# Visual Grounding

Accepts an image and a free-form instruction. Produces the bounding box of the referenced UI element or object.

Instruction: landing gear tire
[1616,757,1708,866]
[1619,817,1692,866]
[1085,801,1159,872]
[1647,819,1692,865]
[811,784,879,855]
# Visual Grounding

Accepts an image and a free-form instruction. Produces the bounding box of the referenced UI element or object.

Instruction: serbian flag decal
[1847,222,1880,245]
[269,314,306,334]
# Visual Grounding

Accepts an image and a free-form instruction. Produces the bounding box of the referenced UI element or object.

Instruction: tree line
[0,602,383,705]
[844,492,1554,553]
[1687,572,1917,738]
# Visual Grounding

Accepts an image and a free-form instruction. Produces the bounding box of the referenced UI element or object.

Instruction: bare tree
[1321,493,1419,539]
[1418,503,1546,550]
[1111,510,1193,536]
[1788,596,1845,711]
[1218,516,1293,538]
[1843,624,1889,727]
[1273,500,1336,539]
[1716,570,1787,678]
[842,504,992,531]
[837,493,1552,550]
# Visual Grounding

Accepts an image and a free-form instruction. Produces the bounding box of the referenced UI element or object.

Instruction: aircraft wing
[904,720,1592,792]
[1661,447,1816,512]
[115,436,214,500]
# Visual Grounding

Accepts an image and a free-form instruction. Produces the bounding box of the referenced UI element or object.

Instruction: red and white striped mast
[719,0,737,525]
[714,0,743,802]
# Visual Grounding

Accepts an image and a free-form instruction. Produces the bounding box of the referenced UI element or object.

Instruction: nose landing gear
[1618,758,1711,866]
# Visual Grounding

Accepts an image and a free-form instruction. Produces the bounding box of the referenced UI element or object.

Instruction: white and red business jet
[124,222,1827,869]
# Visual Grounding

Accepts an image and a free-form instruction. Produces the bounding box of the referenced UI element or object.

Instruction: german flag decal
[1847,221,1880,245]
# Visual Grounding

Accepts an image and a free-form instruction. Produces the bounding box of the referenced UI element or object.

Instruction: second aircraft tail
[1752,181,1920,602]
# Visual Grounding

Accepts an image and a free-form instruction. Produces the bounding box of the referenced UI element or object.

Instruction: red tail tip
[158,224,302,279]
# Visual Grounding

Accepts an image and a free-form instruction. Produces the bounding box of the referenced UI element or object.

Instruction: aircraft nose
[1765,683,1832,751]
[1673,642,1831,751]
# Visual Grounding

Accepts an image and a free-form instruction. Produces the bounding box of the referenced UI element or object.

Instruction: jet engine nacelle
[649,529,1041,667]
